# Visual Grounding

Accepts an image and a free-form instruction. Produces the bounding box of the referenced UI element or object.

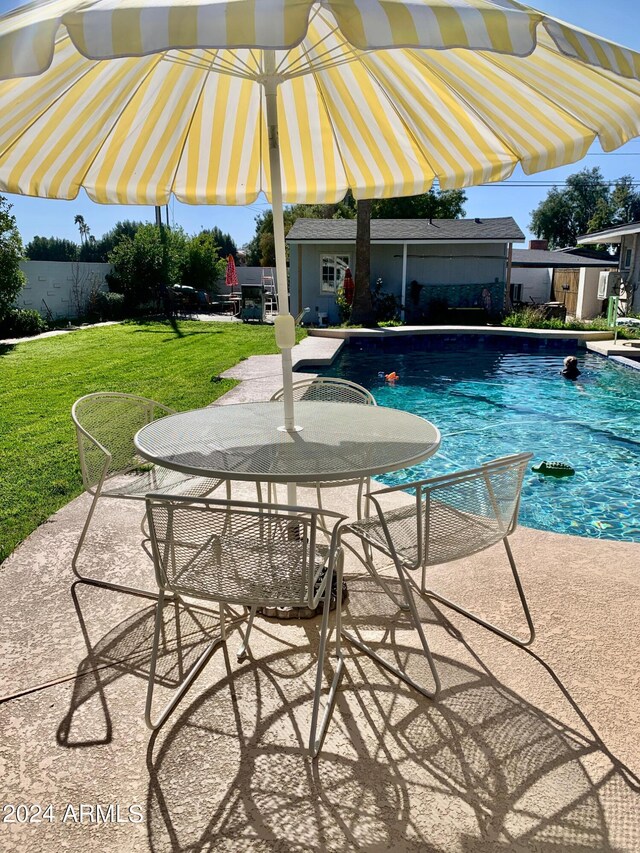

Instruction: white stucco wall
[510,267,552,304]
[620,234,640,313]
[17,260,112,319]
[575,267,606,320]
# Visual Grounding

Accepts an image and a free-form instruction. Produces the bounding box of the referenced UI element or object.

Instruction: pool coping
[308,325,614,342]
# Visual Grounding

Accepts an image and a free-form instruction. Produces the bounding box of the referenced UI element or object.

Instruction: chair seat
[102,465,222,500]
[349,504,421,565]
[167,536,330,606]
[350,500,504,567]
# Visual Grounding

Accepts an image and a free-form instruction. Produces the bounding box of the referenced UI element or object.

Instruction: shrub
[371,278,401,323]
[0,196,26,323]
[88,290,127,321]
[0,307,48,338]
[335,285,351,323]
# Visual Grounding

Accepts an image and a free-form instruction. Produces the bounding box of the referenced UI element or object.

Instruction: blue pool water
[320,342,640,542]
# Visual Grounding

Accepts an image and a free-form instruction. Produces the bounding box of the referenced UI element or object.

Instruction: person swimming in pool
[561,355,581,380]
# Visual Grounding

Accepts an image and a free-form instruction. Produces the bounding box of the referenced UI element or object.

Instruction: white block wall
[16,260,112,319]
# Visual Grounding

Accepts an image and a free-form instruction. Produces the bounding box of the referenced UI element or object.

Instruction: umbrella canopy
[2,0,640,432]
[225,254,239,289]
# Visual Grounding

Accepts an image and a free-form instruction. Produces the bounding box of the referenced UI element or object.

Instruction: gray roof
[512,249,614,268]
[286,216,524,243]
[578,220,640,244]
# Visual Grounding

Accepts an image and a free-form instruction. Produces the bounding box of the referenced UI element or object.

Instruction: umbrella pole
[265,54,298,504]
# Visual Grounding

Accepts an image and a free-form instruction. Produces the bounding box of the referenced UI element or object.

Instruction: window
[320,254,350,294]
[510,281,523,303]
[623,247,633,269]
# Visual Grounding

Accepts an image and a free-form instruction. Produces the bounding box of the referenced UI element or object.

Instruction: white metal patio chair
[345,453,535,699]
[72,392,227,595]
[144,493,346,757]
[270,378,377,522]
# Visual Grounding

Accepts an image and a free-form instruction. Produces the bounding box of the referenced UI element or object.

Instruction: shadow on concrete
[57,576,640,852]
[143,644,640,853]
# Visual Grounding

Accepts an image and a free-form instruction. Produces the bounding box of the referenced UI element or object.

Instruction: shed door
[551,269,580,315]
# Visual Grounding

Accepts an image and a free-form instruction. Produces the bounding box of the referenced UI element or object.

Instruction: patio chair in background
[72,392,227,595]
[270,378,377,523]
[345,453,535,699]
[144,494,345,757]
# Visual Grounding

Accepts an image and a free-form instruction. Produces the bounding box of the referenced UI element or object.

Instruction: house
[286,217,524,326]
[578,221,640,314]
[511,240,614,319]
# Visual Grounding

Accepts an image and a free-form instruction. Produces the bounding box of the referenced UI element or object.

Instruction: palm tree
[74,214,91,245]
[350,199,375,325]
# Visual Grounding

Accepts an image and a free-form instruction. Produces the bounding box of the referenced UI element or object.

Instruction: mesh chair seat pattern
[345,453,536,700]
[145,495,345,757]
[71,392,225,594]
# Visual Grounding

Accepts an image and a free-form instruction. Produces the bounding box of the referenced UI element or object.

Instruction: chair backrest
[420,453,532,566]
[72,392,174,490]
[270,377,376,406]
[146,495,328,608]
[369,453,532,569]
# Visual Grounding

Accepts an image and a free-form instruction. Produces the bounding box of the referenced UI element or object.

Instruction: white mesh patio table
[134,401,441,483]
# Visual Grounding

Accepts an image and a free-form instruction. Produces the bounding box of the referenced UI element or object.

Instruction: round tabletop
[134,401,441,483]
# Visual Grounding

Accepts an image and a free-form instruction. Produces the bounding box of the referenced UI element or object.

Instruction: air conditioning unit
[597,270,622,300]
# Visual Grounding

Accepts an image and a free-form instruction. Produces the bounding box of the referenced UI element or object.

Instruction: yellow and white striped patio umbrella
[2,0,640,428]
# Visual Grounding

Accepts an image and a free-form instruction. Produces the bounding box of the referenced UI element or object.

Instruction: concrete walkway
[2,344,640,852]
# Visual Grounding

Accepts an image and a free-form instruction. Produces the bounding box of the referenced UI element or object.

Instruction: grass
[0,319,305,563]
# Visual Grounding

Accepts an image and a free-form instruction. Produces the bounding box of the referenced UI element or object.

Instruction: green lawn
[0,319,304,563]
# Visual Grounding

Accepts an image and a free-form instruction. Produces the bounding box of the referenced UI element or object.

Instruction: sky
[1,1,640,249]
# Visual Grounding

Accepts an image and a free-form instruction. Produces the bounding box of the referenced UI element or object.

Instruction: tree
[74,214,91,245]
[183,231,227,292]
[530,167,612,248]
[202,226,237,261]
[0,195,26,321]
[245,195,357,266]
[371,188,467,219]
[587,175,640,236]
[350,199,376,325]
[80,220,145,262]
[25,235,80,261]
[106,224,188,307]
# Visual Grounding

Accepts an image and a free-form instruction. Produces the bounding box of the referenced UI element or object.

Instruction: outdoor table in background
[134,401,441,486]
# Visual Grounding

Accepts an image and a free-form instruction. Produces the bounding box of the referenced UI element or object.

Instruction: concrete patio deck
[2,463,640,852]
[2,330,640,851]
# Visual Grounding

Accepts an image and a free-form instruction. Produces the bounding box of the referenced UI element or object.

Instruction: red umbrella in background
[343,268,354,306]
[225,254,239,289]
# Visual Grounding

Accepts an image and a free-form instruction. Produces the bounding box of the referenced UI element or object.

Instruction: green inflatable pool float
[532,461,575,477]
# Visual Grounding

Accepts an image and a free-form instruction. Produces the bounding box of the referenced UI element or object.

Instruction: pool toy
[532,461,575,477]
[385,371,400,382]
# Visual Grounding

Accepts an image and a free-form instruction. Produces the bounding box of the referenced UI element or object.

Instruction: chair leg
[72,491,160,599]
[309,551,345,758]
[145,590,225,731]
[341,555,441,701]
[237,605,257,660]
[421,537,535,647]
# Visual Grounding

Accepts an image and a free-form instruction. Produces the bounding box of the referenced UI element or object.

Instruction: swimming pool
[319,342,640,542]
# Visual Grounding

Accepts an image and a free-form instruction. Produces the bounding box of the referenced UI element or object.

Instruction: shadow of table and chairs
[59,577,640,852]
